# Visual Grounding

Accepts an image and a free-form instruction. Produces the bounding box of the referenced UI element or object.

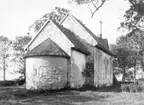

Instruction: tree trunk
[122,67,126,83]
[141,58,144,72]
[134,59,137,84]
[134,65,136,84]
[24,58,26,87]
[3,58,5,81]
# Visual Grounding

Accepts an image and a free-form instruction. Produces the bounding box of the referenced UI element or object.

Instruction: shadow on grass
[13,89,106,105]
[78,83,121,92]
[0,85,119,105]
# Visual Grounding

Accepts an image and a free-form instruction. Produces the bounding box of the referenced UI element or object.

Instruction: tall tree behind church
[0,36,11,81]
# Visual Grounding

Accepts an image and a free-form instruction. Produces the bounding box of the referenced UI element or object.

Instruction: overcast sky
[0,0,130,44]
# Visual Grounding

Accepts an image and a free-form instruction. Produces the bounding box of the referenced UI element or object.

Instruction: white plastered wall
[26,56,68,90]
[28,21,74,56]
[70,49,87,88]
[94,48,113,87]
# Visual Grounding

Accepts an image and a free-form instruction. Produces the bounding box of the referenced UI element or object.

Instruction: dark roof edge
[95,45,114,56]
[24,54,70,58]
[72,47,90,55]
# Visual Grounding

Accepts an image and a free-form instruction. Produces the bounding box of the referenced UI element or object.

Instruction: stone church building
[25,13,113,90]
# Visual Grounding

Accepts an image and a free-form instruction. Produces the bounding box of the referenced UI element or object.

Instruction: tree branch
[88,3,93,15]
[91,0,106,18]
[91,0,98,9]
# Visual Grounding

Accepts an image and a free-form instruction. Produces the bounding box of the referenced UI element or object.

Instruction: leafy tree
[112,29,144,82]
[121,0,144,30]
[120,0,144,80]
[29,7,69,33]
[126,29,144,73]
[69,0,107,17]
[112,47,133,82]
[12,35,32,79]
[111,36,137,82]
[0,36,11,81]
[124,30,144,82]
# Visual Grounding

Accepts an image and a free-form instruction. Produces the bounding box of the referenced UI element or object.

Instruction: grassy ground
[0,86,144,105]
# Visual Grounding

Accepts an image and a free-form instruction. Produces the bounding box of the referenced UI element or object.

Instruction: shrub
[82,62,93,77]
[0,81,15,86]
[121,84,130,92]
[14,78,25,86]
[121,83,143,92]
[0,79,25,86]
[82,69,91,77]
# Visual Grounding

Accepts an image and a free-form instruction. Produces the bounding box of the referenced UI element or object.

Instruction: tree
[111,29,144,82]
[124,29,144,82]
[112,46,134,82]
[69,0,107,17]
[111,35,137,82]
[0,36,11,81]
[126,29,144,73]
[29,7,69,33]
[119,0,144,81]
[120,0,144,30]
[69,0,144,28]
[12,35,32,79]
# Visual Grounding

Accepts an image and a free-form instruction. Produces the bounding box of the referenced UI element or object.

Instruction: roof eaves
[72,47,90,55]
[24,54,70,58]
[95,45,114,56]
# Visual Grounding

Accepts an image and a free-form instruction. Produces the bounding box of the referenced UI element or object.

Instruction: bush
[0,81,15,86]
[121,83,143,92]
[14,78,25,86]
[0,79,25,86]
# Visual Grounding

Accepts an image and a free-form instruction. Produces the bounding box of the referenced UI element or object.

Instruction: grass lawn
[0,86,144,105]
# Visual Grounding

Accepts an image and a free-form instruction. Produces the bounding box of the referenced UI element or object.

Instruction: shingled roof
[70,14,113,56]
[25,38,69,58]
[54,22,90,55]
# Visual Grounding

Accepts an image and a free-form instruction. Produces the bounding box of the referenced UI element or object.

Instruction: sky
[0,0,130,44]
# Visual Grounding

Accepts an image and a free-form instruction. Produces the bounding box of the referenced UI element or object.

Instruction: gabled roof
[25,38,69,58]
[61,13,113,56]
[25,19,90,56]
[25,20,51,50]
[53,22,90,55]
